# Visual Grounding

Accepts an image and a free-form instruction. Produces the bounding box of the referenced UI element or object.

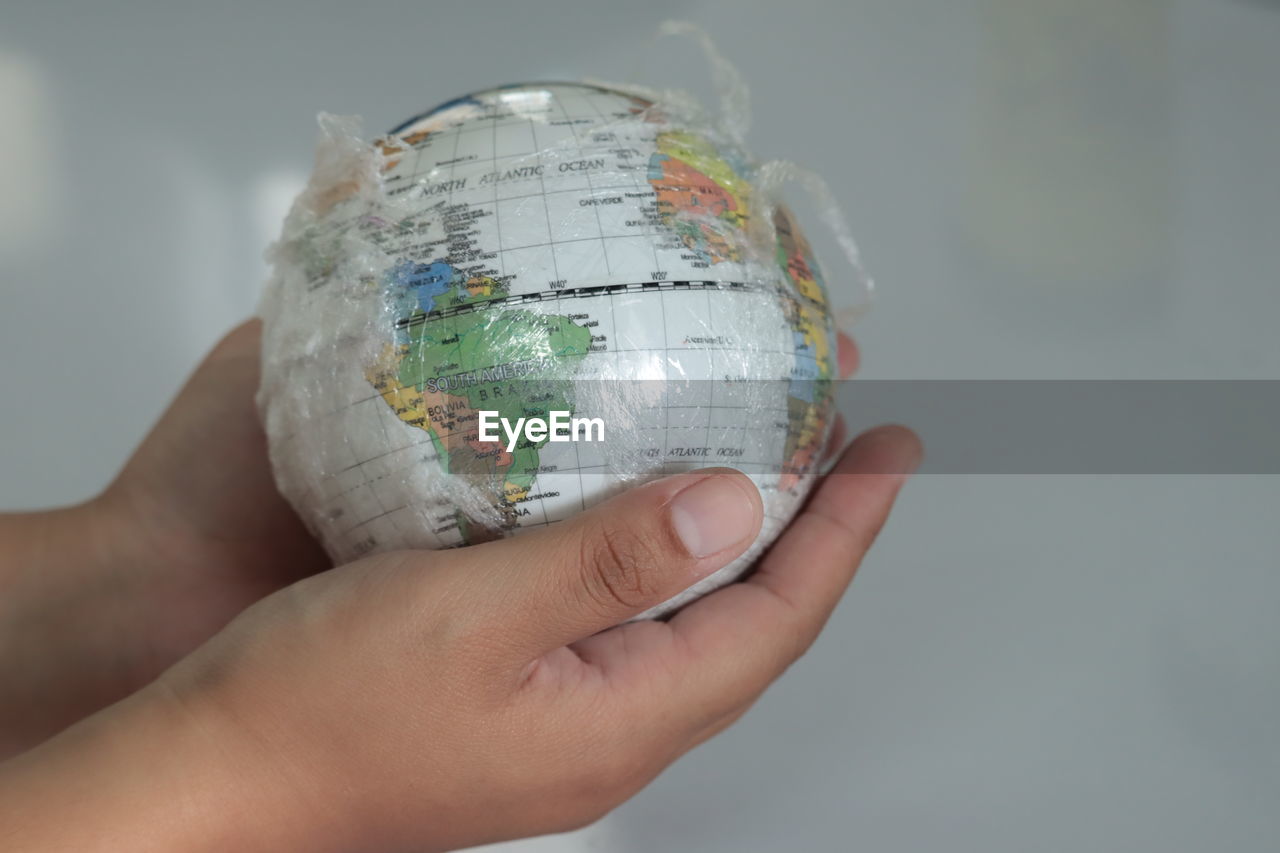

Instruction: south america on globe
[258,75,861,618]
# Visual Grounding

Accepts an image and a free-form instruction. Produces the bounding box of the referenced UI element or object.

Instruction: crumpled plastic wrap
[257,23,869,618]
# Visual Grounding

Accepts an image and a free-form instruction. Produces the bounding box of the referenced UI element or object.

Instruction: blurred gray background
[2,1,1277,850]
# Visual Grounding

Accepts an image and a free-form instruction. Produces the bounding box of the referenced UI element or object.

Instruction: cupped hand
[0,313,919,851]
[109,423,916,852]
[2,321,865,756]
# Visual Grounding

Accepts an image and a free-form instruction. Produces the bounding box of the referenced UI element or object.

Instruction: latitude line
[394,279,776,327]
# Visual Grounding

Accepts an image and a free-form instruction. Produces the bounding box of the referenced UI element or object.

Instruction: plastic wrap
[257,23,869,618]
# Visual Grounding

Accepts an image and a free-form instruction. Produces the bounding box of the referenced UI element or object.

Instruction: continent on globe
[649,129,753,266]
[367,258,593,542]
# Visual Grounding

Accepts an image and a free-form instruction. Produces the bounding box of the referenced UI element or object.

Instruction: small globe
[259,82,837,617]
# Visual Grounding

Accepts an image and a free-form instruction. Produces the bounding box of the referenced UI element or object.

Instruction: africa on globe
[258,78,854,617]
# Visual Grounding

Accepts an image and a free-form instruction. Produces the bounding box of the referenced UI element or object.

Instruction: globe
[258,82,838,617]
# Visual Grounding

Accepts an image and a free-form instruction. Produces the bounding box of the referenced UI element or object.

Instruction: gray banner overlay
[468,380,1279,475]
[834,380,1279,474]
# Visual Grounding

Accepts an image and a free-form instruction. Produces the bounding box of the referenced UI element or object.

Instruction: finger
[836,331,859,379]
[444,468,764,661]
[207,317,263,363]
[658,425,920,716]
[109,317,328,577]
[113,319,276,527]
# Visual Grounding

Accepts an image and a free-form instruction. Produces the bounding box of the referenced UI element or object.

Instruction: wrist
[0,501,135,754]
[0,680,332,851]
[0,486,220,756]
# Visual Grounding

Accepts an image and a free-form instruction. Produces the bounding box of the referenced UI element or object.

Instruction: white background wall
[2,1,1277,850]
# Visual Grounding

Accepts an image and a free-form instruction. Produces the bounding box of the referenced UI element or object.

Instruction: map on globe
[264,82,836,567]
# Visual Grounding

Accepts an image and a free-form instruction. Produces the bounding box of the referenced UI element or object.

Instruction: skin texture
[0,321,329,754]
[0,322,919,851]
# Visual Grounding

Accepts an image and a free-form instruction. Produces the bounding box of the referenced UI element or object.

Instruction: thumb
[449,469,763,656]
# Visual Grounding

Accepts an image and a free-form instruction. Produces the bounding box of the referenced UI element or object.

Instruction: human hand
[0,320,328,753]
[0,322,864,757]
[0,418,919,852]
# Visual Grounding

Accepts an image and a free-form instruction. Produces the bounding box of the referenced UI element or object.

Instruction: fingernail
[668,475,758,559]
